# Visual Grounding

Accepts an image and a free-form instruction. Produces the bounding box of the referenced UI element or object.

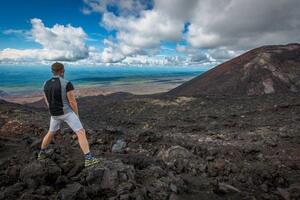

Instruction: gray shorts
[49,111,83,133]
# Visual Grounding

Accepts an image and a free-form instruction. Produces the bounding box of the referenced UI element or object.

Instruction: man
[38,62,100,167]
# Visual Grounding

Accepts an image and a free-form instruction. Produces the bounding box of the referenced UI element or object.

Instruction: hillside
[168,43,300,96]
[1,92,300,199]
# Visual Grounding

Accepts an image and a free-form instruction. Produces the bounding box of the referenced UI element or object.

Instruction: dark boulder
[20,160,61,188]
[80,158,135,197]
[57,183,89,200]
[138,130,162,143]
[112,139,127,153]
[0,182,25,200]
[20,193,48,200]
[158,145,203,173]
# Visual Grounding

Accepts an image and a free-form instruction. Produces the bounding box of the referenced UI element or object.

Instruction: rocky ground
[0,93,300,200]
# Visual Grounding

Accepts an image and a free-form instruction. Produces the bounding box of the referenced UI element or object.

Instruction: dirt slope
[168,43,300,97]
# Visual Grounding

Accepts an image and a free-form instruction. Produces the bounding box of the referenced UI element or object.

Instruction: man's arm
[42,81,49,107]
[67,90,79,116]
[43,93,49,107]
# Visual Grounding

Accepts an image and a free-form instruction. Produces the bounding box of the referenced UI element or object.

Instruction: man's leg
[38,117,60,160]
[65,112,100,167]
[76,128,90,154]
[41,131,55,149]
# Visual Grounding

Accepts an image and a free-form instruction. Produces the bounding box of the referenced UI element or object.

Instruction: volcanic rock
[214,182,241,194]
[81,158,135,196]
[20,160,61,188]
[0,182,25,200]
[289,184,300,199]
[207,159,226,177]
[158,146,192,162]
[158,145,196,173]
[57,183,88,200]
[138,130,162,143]
[112,139,127,153]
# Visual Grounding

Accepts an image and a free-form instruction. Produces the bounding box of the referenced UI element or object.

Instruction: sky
[0,0,300,67]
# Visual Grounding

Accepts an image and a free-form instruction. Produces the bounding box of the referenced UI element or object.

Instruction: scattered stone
[82,158,135,195]
[276,187,290,200]
[0,182,25,200]
[5,165,20,183]
[279,131,291,138]
[22,136,34,145]
[138,130,162,143]
[36,186,54,195]
[71,134,77,140]
[243,145,261,154]
[213,159,226,171]
[119,193,130,200]
[55,175,69,187]
[264,138,277,147]
[289,184,300,199]
[112,139,127,153]
[208,159,226,177]
[104,126,124,134]
[206,156,215,161]
[20,161,46,188]
[215,182,241,194]
[169,193,179,200]
[260,183,269,192]
[170,183,178,193]
[67,162,83,177]
[30,138,42,150]
[57,183,88,200]
[20,160,61,188]
[158,145,192,172]
[158,145,191,164]
[20,193,48,200]
[86,129,96,135]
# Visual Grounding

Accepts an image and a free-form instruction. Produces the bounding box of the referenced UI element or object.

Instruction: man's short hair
[51,62,64,74]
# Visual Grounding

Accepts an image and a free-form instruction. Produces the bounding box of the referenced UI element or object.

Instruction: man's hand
[67,90,79,116]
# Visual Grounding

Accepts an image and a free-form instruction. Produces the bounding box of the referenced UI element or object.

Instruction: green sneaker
[37,151,47,160]
[85,157,100,167]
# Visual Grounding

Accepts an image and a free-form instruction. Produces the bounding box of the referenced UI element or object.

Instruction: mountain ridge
[168,43,300,97]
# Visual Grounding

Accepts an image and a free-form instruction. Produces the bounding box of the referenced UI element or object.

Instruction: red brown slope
[168,43,300,96]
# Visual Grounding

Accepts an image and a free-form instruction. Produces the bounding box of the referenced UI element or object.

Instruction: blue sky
[0,0,299,66]
[0,0,106,49]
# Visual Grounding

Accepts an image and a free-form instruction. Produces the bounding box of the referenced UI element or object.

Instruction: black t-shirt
[43,76,74,116]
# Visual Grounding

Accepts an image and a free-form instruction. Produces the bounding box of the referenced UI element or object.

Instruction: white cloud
[3,29,29,36]
[0,18,89,62]
[100,9,184,62]
[0,48,76,62]
[2,29,33,41]
[83,0,151,17]
[122,55,181,66]
[207,48,240,61]
[84,0,187,63]
[186,26,221,49]
[83,0,300,65]
[186,0,300,50]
